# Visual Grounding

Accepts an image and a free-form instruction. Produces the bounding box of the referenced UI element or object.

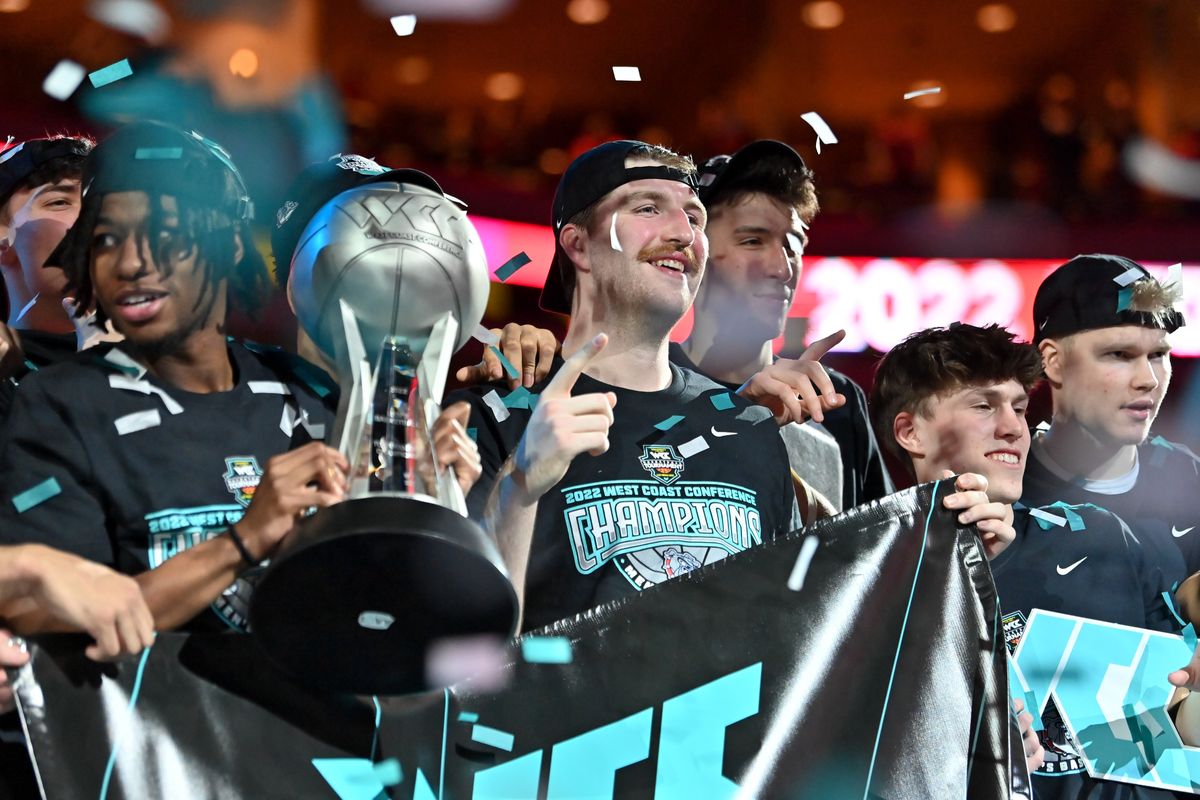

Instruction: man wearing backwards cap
[670,140,895,512]
[0,120,350,633]
[1020,256,1200,606]
[0,135,113,421]
[456,140,1006,631]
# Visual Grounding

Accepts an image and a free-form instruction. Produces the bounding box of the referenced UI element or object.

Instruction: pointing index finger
[799,329,847,362]
[542,333,608,399]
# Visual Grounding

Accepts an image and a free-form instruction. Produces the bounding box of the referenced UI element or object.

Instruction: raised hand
[514,333,615,499]
[455,323,560,389]
[737,329,847,425]
[236,442,349,559]
[941,471,1016,560]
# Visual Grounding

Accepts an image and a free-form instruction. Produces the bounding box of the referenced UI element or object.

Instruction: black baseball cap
[271,154,449,282]
[1033,253,1185,344]
[695,139,808,207]
[539,139,699,315]
[0,136,93,205]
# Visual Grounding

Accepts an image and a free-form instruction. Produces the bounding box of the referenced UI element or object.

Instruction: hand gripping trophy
[252,155,518,694]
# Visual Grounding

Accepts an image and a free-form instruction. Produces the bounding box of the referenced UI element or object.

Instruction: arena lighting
[976,3,1016,33]
[566,0,609,25]
[472,215,1200,356]
[801,0,844,29]
[228,48,259,79]
[483,71,523,101]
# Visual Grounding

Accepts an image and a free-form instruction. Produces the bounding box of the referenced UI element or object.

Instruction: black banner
[15,480,1019,799]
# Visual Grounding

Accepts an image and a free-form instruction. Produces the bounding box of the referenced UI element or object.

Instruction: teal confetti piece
[1184,623,1198,650]
[135,147,182,160]
[489,345,520,380]
[88,58,133,88]
[654,414,685,431]
[466,427,478,442]
[1164,592,1188,629]
[457,711,479,723]
[502,386,539,410]
[1047,501,1086,531]
[373,759,403,787]
[521,636,573,664]
[709,392,735,411]
[1023,690,1043,731]
[471,724,514,752]
[494,251,531,282]
[12,477,61,513]
[1116,286,1134,312]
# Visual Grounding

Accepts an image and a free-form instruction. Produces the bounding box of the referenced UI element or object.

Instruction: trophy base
[248,495,519,695]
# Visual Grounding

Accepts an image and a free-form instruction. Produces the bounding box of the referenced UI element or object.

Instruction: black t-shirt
[667,341,894,510]
[992,505,1179,799]
[1021,434,1200,591]
[0,329,77,424]
[452,359,800,632]
[0,340,337,631]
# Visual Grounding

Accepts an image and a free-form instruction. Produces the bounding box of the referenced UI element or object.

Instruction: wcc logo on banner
[1009,609,1200,793]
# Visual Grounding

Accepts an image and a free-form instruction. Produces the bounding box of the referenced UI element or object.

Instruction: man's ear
[893,411,924,459]
[559,224,590,275]
[1039,339,1063,385]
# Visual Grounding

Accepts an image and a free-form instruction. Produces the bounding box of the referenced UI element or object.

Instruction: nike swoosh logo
[710,427,737,438]
[1056,557,1087,576]
[1174,525,1196,538]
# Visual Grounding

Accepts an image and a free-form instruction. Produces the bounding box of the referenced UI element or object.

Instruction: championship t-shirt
[453,359,800,631]
[0,340,337,631]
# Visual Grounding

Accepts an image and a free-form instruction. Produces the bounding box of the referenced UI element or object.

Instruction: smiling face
[89,191,228,355]
[698,192,804,341]
[901,380,1031,504]
[567,166,708,326]
[1043,325,1172,448]
[0,177,81,299]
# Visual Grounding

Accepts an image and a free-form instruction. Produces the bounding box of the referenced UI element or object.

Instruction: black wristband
[227,523,257,566]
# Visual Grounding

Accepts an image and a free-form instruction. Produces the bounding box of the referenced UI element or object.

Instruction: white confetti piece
[678,435,709,458]
[472,324,500,346]
[390,14,417,36]
[903,86,942,100]
[13,293,38,323]
[612,66,641,82]
[1166,262,1183,289]
[787,535,820,591]
[801,111,838,155]
[280,403,297,436]
[609,211,622,252]
[299,407,326,439]
[1029,508,1067,527]
[115,408,161,435]
[483,390,510,423]
[425,634,509,693]
[249,381,291,395]
[1035,420,1051,432]
[104,348,146,378]
[108,374,182,414]
[1112,267,1144,287]
[42,60,87,101]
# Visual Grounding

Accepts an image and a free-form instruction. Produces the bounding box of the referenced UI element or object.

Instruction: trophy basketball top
[274,154,490,365]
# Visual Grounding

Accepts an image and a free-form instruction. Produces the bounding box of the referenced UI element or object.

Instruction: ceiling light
[566,0,608,25]
[228,48,259,79]
[802,1,844,30]
[976,3,1016,33]
[484,72,524,101]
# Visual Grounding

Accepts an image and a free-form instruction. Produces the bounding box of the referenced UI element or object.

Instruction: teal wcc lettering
[1010,610,1200,792]
[316,662,762,800]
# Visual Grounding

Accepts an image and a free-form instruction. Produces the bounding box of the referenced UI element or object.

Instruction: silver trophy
[250,177,518,695]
